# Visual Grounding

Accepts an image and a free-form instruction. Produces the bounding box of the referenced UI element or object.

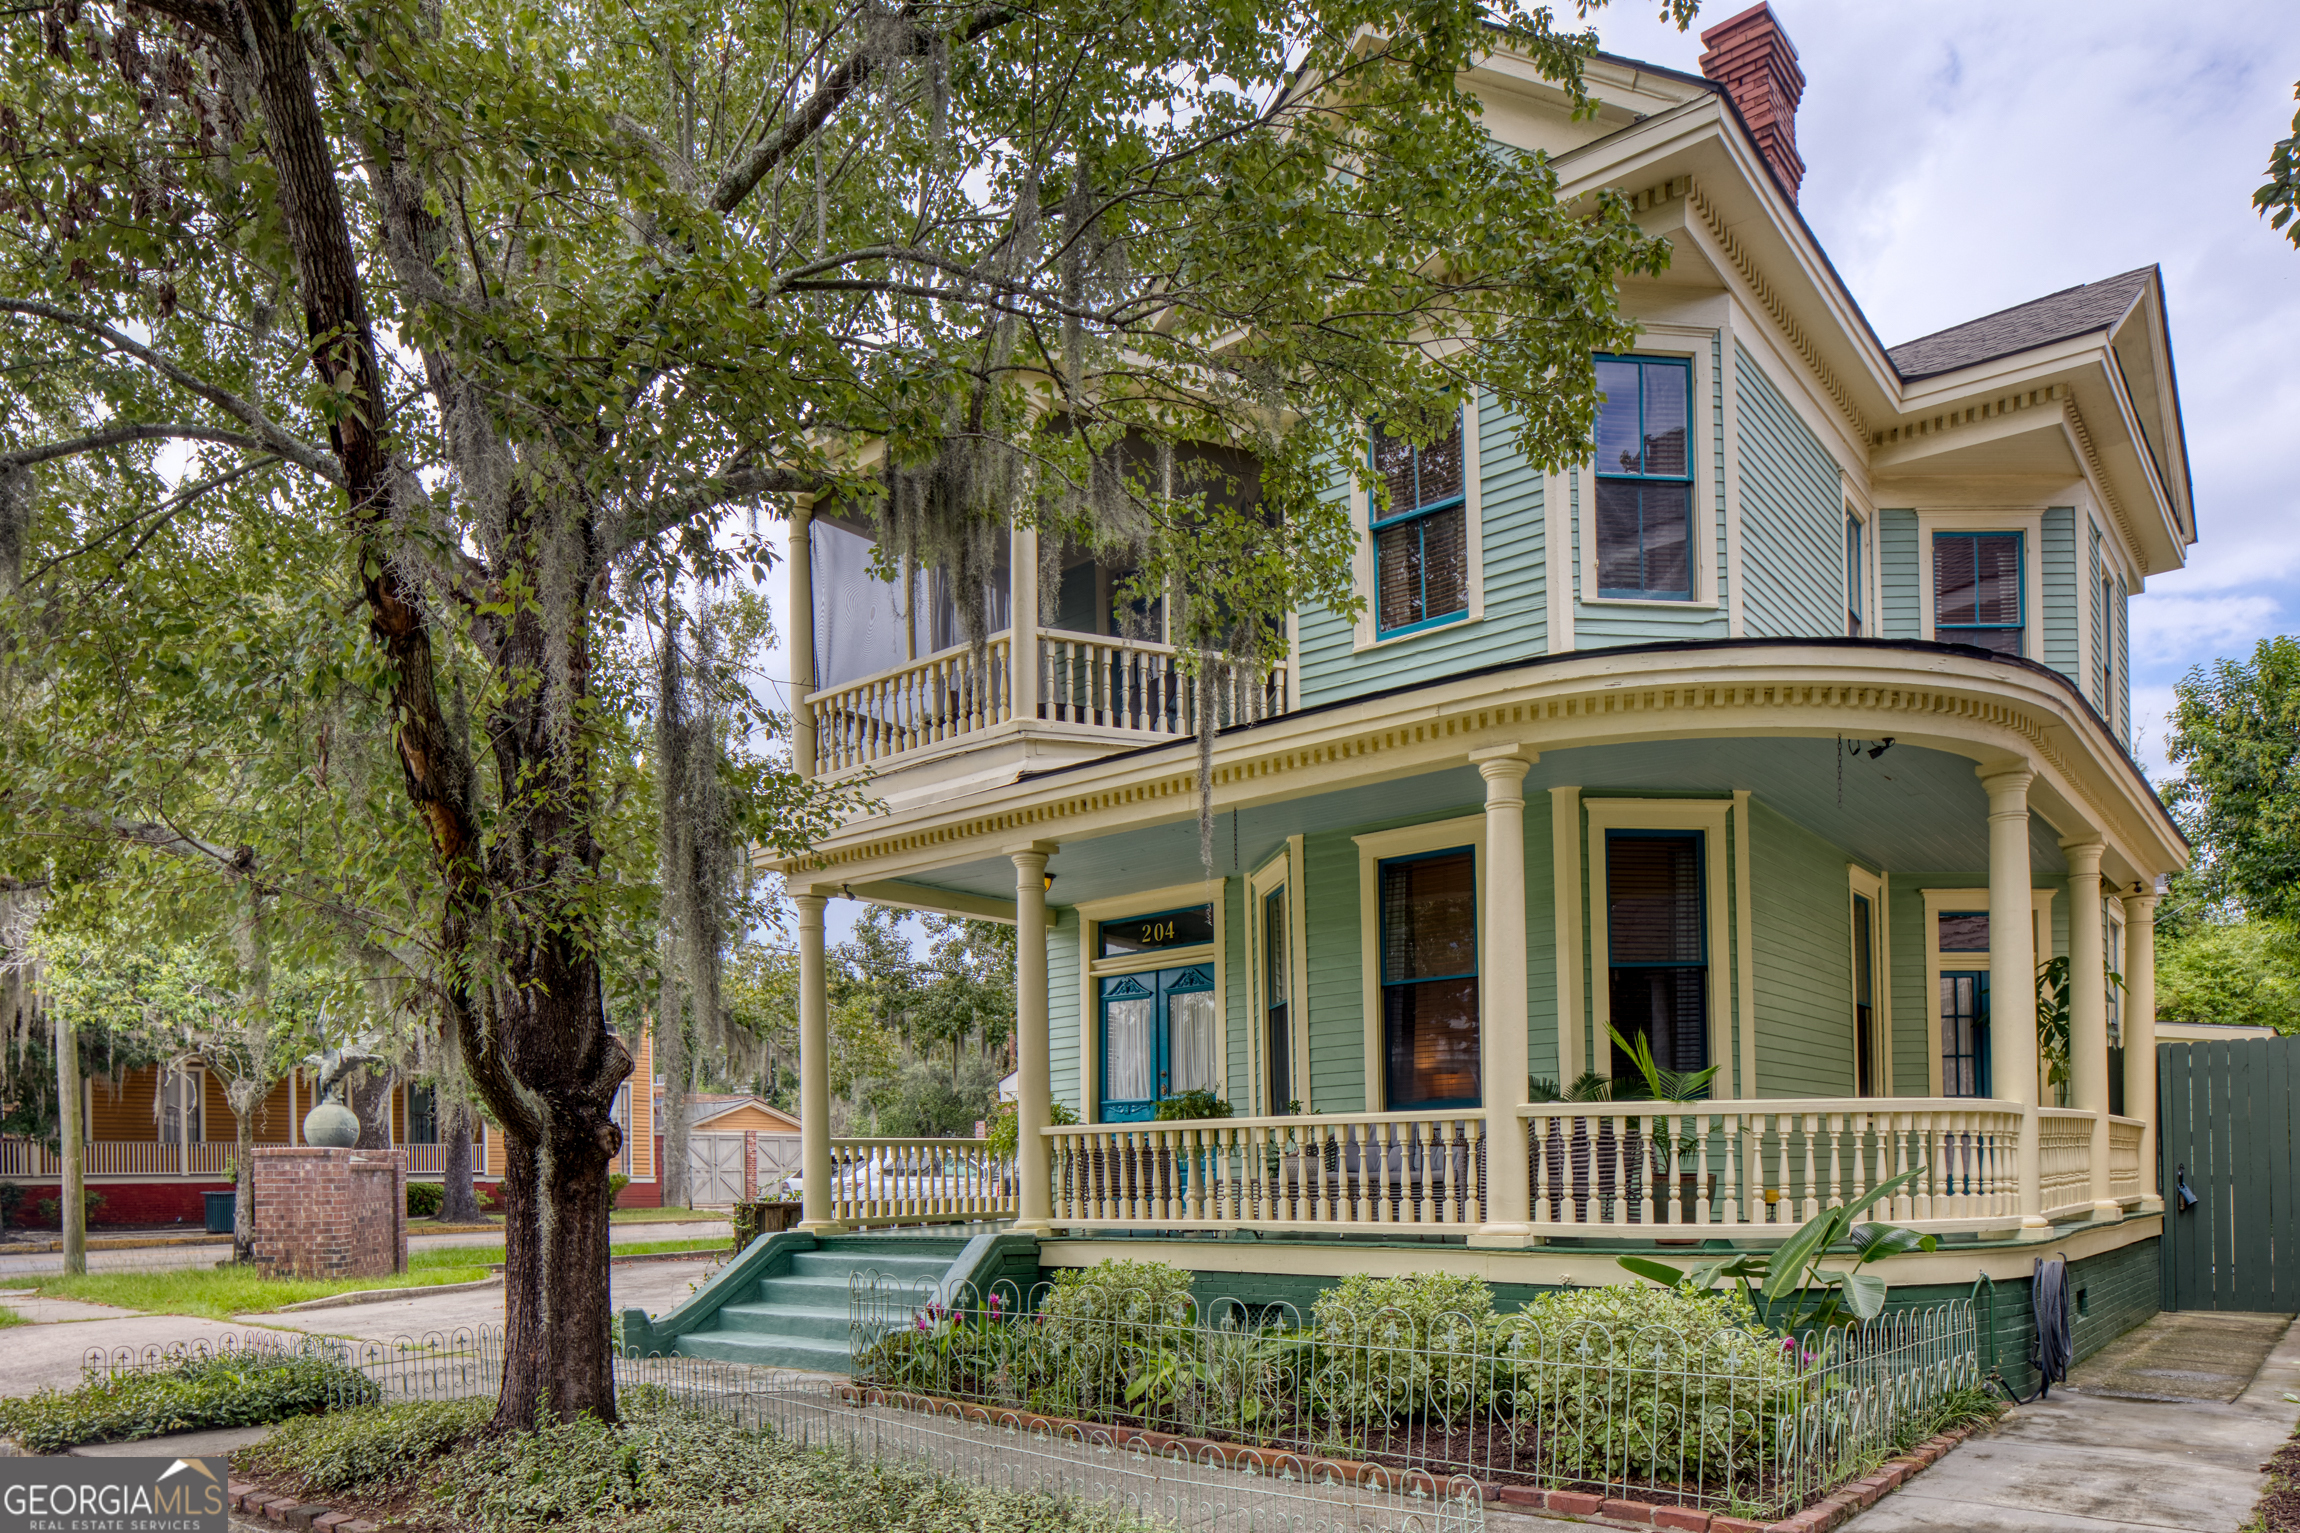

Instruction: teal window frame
[1368,413,1469,639]
[1592,353,1696,602]
[1377,844,1481,1110]
[1933,530,2024,655]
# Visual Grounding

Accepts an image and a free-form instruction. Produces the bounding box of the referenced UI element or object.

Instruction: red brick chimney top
[1698,2,1807,203]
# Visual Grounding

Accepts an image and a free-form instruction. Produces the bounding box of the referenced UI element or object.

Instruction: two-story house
[688,3,2193,1376]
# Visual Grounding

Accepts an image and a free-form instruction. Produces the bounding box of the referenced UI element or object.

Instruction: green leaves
[1615,1168,1937,1333]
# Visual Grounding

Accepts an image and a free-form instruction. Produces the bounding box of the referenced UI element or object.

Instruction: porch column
[1009,521,1039,726]
[1980,765,2049,1239]
[794,891,838,1233]
[1012,844,1056,1233]
[1471,746,1534,1247]
[789,496,817,780]
[2062,837,2118,1219]
[2123,887,2162,1210]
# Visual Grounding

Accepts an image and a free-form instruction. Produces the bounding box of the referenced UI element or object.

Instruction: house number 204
[1140,920,1176,944]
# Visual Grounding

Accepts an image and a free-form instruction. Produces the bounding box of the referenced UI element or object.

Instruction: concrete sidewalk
[1842,1311,2300,1532]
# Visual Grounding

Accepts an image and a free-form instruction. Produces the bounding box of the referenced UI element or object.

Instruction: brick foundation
[250,1147,408,1280]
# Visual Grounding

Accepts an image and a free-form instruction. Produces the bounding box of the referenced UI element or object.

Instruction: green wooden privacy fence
[2159,1035,2300,1314]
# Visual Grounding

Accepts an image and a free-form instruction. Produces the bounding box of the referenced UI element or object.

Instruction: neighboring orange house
[3,1025,659,1224]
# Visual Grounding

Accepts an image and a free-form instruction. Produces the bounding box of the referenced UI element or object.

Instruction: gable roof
[653,1091,801,1131]
[1886,267,2155,381]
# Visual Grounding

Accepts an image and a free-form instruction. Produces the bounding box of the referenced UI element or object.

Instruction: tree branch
[0,422,272,470]
[707,5,1019,215]
[23,455,284,588]
[615,460,815,556]
[0,299,341,482]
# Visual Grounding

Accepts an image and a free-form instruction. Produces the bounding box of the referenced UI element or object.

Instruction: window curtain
[1379,851,1480,1107]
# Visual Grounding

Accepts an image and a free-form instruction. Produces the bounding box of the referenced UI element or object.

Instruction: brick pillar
[250,1147,408,1279]
[743,1130,759,1202]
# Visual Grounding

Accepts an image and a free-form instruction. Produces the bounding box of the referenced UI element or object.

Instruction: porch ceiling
[882,737,2068,910]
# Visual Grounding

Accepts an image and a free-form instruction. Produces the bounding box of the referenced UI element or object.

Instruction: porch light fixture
[1043,872,1057,892]
[1865,738,1896,760]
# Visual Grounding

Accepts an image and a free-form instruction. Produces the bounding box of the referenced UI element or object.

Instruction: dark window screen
[1853,893,1876,1096]
[1935,532,2023,656]
[1264,886,1292,1112]
[1606,832,1708,1076]
[1380,849,1479,1108]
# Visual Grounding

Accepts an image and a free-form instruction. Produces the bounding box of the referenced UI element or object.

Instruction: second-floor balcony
[802,626,1291,779]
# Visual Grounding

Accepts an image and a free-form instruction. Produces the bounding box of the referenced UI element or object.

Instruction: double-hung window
[1593,354,1693,600]
[1934,531,2023,656]
[1378,848,1480,1108]
[1845,511,1864,636]
[1370,416,1468,636]
[1605,831,1709,1076]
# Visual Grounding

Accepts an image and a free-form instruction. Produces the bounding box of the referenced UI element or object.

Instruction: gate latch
[2175,1164,2199,1212]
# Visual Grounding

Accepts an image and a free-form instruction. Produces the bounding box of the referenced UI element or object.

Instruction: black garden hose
[1986,1254,2072,1404]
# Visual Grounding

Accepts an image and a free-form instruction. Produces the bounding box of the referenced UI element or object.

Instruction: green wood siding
[1296,390,1545,706]
[1734,345,1844,640]
[1524,807,1559,1087]
[2089,524,2107,712]
[1225,875,1249,1107]
[1301,828,1367,1110]
[2041,506,2077,681]
[1878,509,1920,638]
[1886,874,1932,1097]
[1049,907,1082,1117]
[1749,801,1855,1096]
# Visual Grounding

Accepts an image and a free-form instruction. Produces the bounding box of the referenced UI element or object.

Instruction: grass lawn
[0,1304,21,1327]
[610,1205,728,1223]
[25,1236,728,1322]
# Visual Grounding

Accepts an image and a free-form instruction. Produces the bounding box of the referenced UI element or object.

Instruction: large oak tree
[1,0,1688,1426]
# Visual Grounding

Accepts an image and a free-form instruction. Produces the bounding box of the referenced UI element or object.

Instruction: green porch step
[660,1233,972,1373]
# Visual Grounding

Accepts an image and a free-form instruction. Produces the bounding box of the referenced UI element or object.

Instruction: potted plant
[1152,1090,1232,1203]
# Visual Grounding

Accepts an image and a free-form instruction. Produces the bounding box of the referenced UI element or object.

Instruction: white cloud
[2128,592,2279,669]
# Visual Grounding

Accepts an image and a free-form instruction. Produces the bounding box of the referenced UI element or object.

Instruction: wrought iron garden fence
[847,1272,1980,1522]
[65,1325,1478,1533]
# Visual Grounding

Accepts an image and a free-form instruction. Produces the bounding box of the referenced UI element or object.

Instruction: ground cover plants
[0,1349,377,1452]
[244,1388,1158,1533]
[852,1257,1968,1520]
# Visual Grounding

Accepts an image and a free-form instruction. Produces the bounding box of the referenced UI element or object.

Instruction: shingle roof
[1886,267,2154,381]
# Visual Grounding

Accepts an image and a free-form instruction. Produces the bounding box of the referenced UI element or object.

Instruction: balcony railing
[1038,1098,2153,1240]
[806,627,1290,777]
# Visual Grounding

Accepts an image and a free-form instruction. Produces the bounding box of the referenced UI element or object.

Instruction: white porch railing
[809,633,1014,774]
[404,1143,447,1175]
[2037,1107,2100,1220]
[1521,1100,2025,1233]
[1044,1111,1487,1232]
[827,1137,1014,1226]
[2109,1115,2145,1204]
[0,1139,457,1180]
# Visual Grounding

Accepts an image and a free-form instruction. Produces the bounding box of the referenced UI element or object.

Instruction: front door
[1099,965,1220,1121]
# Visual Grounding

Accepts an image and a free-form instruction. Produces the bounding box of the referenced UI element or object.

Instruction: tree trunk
[229,1082,259,1264]
[440,1098,481,1223]
[658,1003,692,1211]
[351,1067,395,1149]
[54,1007,84,1274]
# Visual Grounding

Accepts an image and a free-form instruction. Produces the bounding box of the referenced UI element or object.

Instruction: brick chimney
[1698,2,1807,202]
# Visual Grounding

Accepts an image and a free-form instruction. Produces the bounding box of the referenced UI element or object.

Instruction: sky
[760,0,2300,944]
[1581,0,2300,779]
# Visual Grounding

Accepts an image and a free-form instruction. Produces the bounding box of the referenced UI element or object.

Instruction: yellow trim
[1583,798,1734,1086]
[1354,814,1488,1110]
[1921,885,2058,1097]
[1245,838,1310,1115]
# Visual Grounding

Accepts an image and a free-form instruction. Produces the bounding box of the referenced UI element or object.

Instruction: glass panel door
[1940,970,1991,1098]
[1099,965,1224,1120]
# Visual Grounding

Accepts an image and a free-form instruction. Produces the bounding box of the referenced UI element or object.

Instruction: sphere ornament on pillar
[302,1102,359,1147]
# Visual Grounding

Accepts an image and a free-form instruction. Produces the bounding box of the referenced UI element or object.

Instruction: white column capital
[1477,755,1533,798]
[1976,763,2035,813]
[2058,836,2106,873]
[2123,890,2161,917]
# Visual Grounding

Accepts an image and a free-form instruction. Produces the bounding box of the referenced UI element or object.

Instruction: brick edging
[835,1386,1997,1533]
[226,1478,384,1533]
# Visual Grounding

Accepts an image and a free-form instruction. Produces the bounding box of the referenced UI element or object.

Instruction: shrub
[1151,1090,1232,1121]
[0,1349,379,1453]
[608,1173,630,1205]
[1308,1271,1509,1431]
[406,1182,445,1218]
[0,1180,24,1228]
[246,1396,491,1497]
[984,1099,1075,1160]
[1506,1282,1805,1480]
[1026,1258,1198,1418]
[33,1190,104,1228]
